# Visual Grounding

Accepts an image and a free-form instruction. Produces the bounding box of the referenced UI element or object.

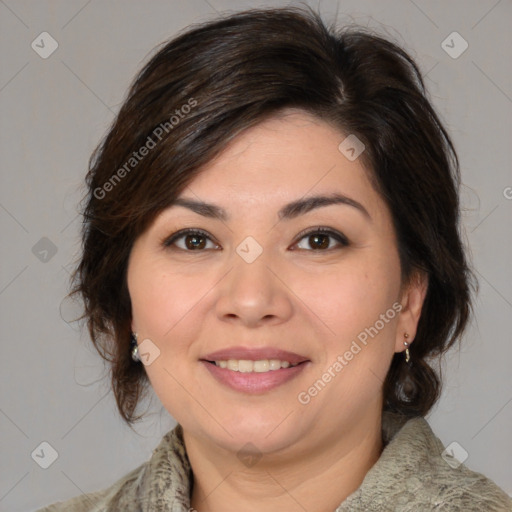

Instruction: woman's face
[127,110,426,456]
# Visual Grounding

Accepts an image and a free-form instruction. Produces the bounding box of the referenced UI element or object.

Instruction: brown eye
[162,229,219,251]
[307,233,330,250]
[184,233,207,250]
[294,228,349,251]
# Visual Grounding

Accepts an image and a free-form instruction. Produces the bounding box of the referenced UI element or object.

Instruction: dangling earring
[131,332,141,362]
[403,333,411,363]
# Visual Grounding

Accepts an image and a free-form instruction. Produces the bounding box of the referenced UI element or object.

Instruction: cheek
[298,255,401,341]
[129,260,209,342]
[307,256,401,402]
[128,263,204,420]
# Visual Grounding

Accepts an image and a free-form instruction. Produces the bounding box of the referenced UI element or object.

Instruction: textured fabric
[38,412,511,511]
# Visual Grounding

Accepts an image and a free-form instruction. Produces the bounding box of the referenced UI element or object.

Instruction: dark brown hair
[69,6,477,425]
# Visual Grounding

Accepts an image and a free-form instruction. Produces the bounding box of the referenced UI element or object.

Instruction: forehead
[175,111,384,221]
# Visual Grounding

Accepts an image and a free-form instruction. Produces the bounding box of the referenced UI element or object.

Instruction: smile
[212,359,300,372]
[202,360,310,393]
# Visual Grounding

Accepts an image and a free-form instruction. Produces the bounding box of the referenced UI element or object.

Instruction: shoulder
[339,413,511,511]
[36,424,191,512]
[35,462,146,511]
[441,472,512,511]
[387,414,512,510]
[403,457,512,510]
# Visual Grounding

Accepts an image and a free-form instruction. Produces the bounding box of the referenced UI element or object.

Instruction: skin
[127,109,428,512]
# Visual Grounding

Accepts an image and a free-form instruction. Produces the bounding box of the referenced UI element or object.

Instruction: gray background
[0,0,511,510]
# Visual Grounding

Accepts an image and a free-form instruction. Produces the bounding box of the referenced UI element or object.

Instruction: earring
[403,333,410,363]
[131,332,141,362]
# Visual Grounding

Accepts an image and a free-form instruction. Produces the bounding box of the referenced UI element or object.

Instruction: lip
[201,360,311,394]
[201,346,309,365]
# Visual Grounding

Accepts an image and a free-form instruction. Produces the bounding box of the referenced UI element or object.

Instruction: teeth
[227,360,239,371]
[269,359,282,370]
[215,359,299,373]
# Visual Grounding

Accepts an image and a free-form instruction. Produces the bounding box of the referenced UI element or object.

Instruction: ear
[394,270,429,353]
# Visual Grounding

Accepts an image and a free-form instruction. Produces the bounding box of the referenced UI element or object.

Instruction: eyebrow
[171,193,371,222]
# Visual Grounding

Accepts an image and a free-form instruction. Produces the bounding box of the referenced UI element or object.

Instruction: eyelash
[161,227,350,252]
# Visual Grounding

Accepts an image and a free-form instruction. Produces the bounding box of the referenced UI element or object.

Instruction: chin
[211,413,302,452]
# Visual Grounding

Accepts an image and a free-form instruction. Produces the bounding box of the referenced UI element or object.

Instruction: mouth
[199,346,311,393]
[203,359,306,373]
[201,346,309,366]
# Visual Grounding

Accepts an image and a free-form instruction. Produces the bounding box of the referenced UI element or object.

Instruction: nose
[214,248,294,328]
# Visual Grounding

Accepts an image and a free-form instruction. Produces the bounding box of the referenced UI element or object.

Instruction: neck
[184,408,383,512]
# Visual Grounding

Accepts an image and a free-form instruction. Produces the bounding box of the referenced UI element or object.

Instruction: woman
[39,6,511,511]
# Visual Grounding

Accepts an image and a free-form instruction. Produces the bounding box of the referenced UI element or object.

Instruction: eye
[292,227,349,251]
[162,226,349,252]
[162,229,219,251]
